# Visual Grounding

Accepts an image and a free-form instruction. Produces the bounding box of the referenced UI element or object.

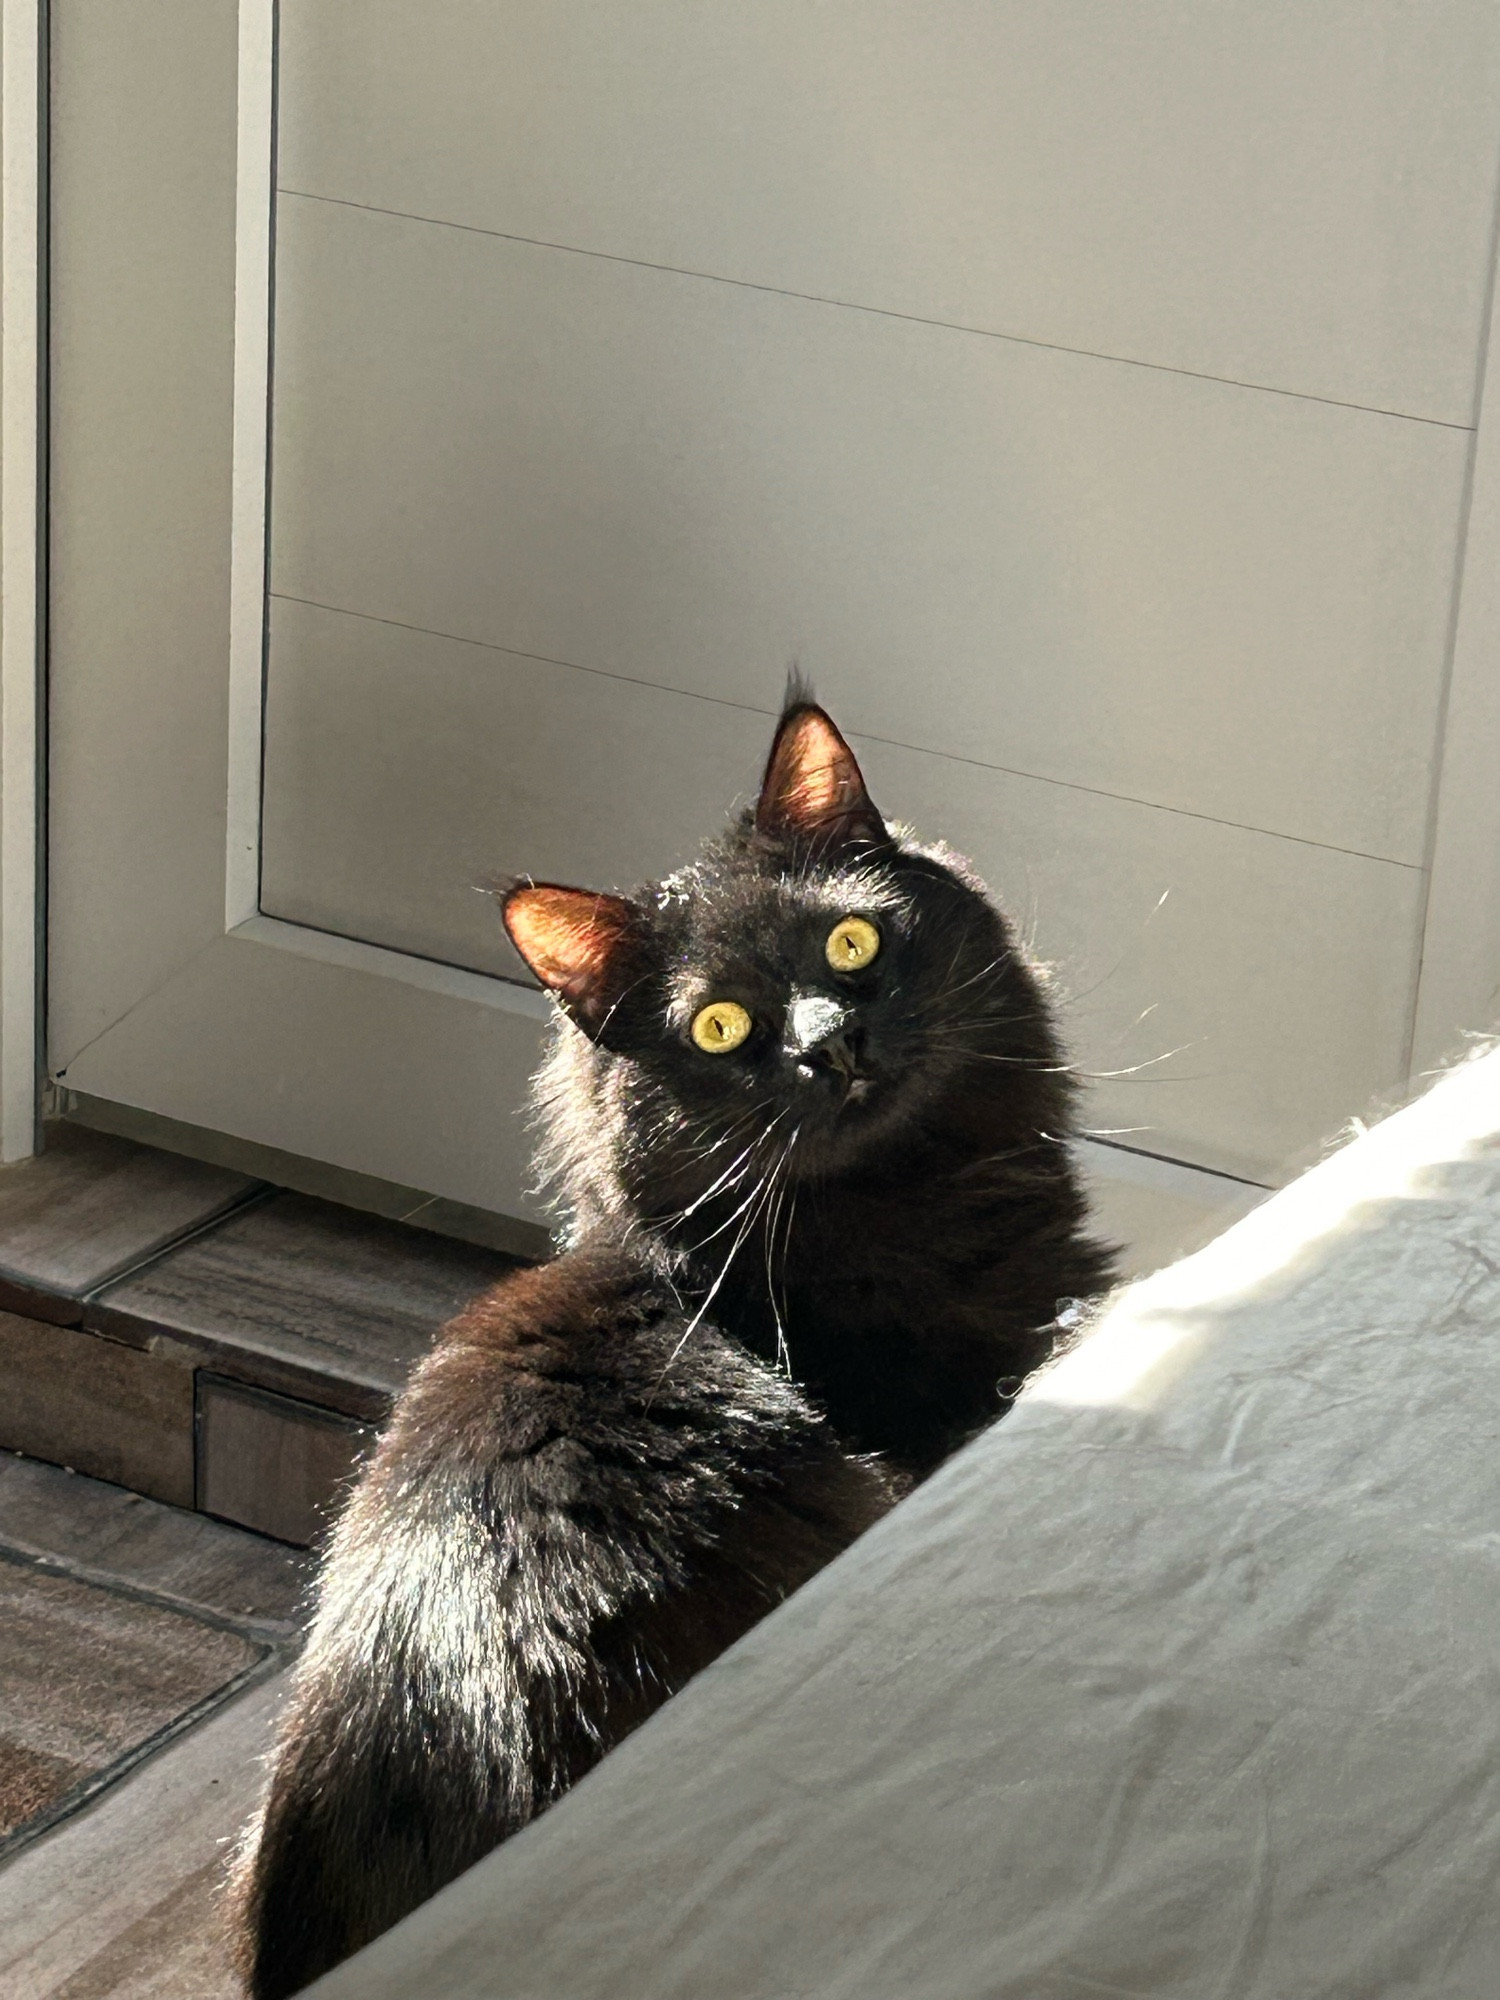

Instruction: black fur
[231,698,1114,1996]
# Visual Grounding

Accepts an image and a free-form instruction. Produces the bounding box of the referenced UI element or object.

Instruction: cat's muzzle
[785,992,870,1097]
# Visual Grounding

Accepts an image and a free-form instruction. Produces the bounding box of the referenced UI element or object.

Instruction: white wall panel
[47,0,238,1073]
[261,600,1425,1184]
[268,197,1465,866]
[860,731,1425,1184]
[260,600,768,976]
[278,0,1500,422]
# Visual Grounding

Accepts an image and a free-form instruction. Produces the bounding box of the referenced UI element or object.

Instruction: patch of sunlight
[1036,1042,1500,1411]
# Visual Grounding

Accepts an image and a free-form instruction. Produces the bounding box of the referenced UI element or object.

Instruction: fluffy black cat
[231,696,1114,1997]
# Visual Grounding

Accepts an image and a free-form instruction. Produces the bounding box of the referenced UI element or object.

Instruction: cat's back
[325,1239,867,1603]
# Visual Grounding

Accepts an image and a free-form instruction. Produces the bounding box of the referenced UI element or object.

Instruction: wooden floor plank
[86,1191,519,1418]
[196,1377,375,1548]
[0,1463,308,1994]
[0,1453,310,1635]
[0,1671,287,2000]
[48,1859,239,2000]
[0,1318,196,1508]
[0,1125,261,1323]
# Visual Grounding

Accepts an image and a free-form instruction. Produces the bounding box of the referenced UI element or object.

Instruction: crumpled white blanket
[313,1045,1500,2000]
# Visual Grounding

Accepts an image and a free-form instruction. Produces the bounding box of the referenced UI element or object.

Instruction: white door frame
[0,0,42,1162]
[224,0,275,933]
[220,0,547,1066]
[1410,244,1500,1077]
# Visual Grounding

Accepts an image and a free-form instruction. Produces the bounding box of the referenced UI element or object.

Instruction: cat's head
[499,697,1070,1242]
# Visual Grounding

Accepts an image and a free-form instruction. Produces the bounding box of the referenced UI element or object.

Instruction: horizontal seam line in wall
[278,186,1474,432]
[269,591,1425,872]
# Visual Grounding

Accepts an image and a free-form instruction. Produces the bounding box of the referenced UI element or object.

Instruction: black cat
[231,695,1114,1997]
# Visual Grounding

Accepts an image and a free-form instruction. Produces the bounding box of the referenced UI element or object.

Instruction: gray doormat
[0,1550,266,1855]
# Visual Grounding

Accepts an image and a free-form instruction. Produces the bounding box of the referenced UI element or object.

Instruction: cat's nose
[786,993,861,1079]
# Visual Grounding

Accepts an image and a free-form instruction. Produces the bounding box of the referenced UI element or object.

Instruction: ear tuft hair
[782,663,816,714]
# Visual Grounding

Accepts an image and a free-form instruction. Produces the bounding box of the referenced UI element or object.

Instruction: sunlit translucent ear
[501,883,644,1035]
[755,703,887,850]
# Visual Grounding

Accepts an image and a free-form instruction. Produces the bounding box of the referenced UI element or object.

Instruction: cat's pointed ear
[501,883,647,1037]
[755,702,887,851]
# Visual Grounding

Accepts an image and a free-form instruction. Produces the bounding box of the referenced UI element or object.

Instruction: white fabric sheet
[313,1047,1500,1999]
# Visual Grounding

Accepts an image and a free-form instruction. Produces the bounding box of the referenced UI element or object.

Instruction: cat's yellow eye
[690,999,753,1054]
[826,916,881,973]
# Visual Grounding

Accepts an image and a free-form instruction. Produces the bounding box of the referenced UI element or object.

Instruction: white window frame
[1,0,43,1161]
